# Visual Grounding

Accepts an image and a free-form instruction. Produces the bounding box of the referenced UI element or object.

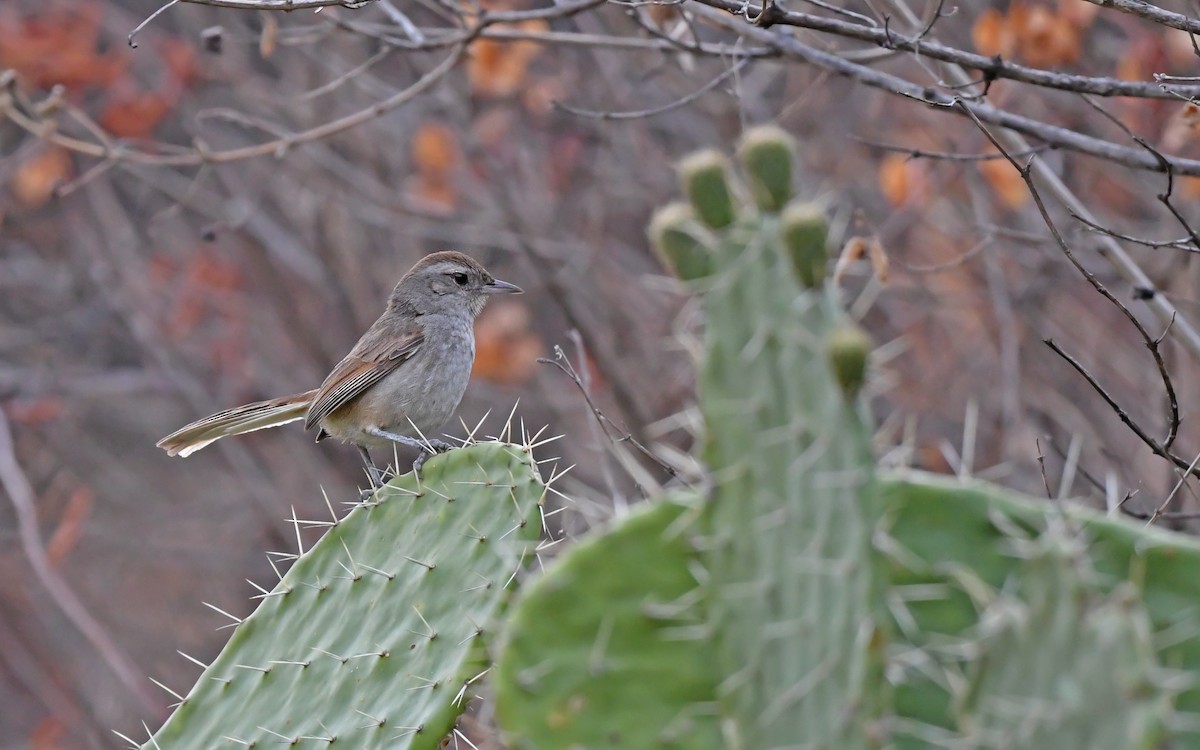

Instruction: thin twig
[564,333,627,513]
[554,57,750,120]
[848,134,1052,163]
[128,0,180,48]
[1035,437,1053,499]
[1150,449,1200,525]
[1079,93,1200,256]
[1070,211,1197,251]
[538,349,682,481]
[1042,338,1188,477]
[3,44,466,167]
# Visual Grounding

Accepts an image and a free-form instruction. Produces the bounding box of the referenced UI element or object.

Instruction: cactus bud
[737,125,795,211]
[678,150,737,229]
[781,202,828,288]
[828,323,871,397]
[648,202,713,281]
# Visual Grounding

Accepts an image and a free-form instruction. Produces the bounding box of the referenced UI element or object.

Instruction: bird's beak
[485,279,523,295]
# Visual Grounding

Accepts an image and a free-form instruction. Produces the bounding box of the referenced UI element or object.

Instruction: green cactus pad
[737,125,795,212]
[678,149,738,230]
[142,442,543,750]
[648,202,713,281]
[780,202,829,288]
[494,495,720,750]
[880,471,1189,748]
[963,552,1166,749]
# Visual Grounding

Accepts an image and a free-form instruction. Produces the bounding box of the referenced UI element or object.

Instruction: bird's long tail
[157,389,318,457]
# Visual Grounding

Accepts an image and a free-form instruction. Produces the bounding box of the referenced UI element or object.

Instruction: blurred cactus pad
[493,127,1200,749]
[139,442,544,750]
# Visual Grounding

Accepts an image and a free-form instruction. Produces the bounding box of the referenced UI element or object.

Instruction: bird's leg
[358,445,378,485]
[358,445,384,501]
[365,427,455,475]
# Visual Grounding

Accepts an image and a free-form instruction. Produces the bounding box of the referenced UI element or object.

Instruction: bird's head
[391,251,522,317]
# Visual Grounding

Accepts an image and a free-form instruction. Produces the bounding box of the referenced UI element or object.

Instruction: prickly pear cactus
[678,131,888,749]
[499,126,887,749]
[494,128,1200,750]
[140,442,542,750]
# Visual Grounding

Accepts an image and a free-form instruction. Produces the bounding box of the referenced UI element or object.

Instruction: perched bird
[157,251,522,485]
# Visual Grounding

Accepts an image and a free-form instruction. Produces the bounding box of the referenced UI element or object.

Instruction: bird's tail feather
[157,389,318,457]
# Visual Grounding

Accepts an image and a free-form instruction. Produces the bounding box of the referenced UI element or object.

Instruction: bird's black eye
[451,272,469,286]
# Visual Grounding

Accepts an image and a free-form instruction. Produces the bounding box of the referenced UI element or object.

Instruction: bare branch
[3,44,464,166]
[128,0,181,48]
[874,0,1200,366]
[685,2,1200,177]
[1043,338,1189,483]
[1084,0,1200,34]
[698,0,1200,99]
[0,409,157,712]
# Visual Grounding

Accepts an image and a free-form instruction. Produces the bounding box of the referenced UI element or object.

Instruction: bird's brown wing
[303,320,425,430]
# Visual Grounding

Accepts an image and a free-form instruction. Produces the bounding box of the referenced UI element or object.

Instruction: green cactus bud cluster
[671,127,829,288]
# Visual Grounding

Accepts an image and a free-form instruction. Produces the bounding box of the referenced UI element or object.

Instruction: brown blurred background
[6,0,1200,746]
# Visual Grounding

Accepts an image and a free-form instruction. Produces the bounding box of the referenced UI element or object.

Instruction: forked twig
[538,347,682,482]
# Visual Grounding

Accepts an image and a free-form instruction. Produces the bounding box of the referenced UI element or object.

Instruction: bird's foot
[361,428,457,478]
[412,439,456,476]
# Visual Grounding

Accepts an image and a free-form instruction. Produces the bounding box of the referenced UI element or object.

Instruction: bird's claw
[412,439,455,476]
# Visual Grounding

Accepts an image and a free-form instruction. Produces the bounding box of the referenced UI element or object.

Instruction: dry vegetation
[4,0,1200,746]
